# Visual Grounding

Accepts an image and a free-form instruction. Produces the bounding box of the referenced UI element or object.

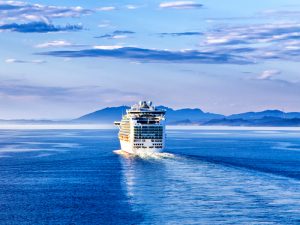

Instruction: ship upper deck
[126,101,165,115]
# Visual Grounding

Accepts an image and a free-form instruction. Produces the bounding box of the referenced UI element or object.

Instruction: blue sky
[1,0,300,119]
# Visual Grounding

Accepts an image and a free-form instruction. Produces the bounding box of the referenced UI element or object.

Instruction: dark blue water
[0,128,300,224]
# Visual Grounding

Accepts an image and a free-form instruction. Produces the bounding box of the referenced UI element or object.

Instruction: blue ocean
[0,128,300,224]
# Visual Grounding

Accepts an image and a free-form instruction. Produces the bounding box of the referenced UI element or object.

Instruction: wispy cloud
[38,46,252,64]
[92,45,124,50]
[35,40,85,48]
[257,70,281,80]
[0,79,145,119]
[97,34,127,39]
[95,30,135,39]
[126,5,142,10]
[159,1,203,9]
[204,22,300,46]
[0,80,141,103]
[96,6,116,11]
[112,30,135,35]
[159,31,202,37]
[0,21,82,33]
[98,20,112,28]
[263,9,300,17]
[5,58,46,64]
[96,5,143,11]
[0,1,91,23]
[200,22,300,62]
[35,40,72,48]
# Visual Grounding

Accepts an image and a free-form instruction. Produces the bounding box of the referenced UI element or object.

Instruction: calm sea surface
[0,128,300,224]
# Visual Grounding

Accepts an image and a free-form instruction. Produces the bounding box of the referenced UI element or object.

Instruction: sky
[1,0,300,119]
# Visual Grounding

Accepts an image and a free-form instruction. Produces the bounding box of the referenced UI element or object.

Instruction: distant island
[1,106,300,127]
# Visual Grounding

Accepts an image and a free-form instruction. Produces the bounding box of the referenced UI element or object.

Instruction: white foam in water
[0,145,70,158]
[138,152,176,160]
[272,142,300,152]
[114,150,177,160]
[119,151,300,224]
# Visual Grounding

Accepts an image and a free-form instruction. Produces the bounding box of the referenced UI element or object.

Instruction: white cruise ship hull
[120,140,134,154]
[120,140,163,155]
[115,101,166,155]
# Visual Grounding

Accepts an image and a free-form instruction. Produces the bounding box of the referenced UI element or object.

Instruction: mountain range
[75,106,224,124]
[73,106,300,127]
[1,106,300,127]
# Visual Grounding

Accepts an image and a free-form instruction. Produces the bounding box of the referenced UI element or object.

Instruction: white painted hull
[120,140,163,155]
[115,101,166,155]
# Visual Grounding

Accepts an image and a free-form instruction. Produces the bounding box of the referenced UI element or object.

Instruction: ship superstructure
[114,101,166,154]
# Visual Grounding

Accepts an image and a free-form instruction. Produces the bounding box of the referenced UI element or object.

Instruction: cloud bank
[0,1,91,22]
[38,46,252,64]
[204,23,300,46]
[0,1,88,33]
[0,80,142,109]
[200,22,300,62]
[0,21,82,33]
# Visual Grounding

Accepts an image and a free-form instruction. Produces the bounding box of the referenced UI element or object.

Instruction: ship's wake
[113,150,176,160]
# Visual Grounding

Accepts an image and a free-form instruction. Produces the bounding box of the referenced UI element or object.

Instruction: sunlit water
[0,129,300,224]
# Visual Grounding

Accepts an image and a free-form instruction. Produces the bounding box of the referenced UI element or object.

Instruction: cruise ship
[114,101,166,154]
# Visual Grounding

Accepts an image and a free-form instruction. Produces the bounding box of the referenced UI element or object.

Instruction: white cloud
[257,70,281,80]
[97,20,113,28]
[263,9,300,17]
[35,40,72,48]
[159,1,203,9]
[126,5,140,10]
[0,1,92,23]
[203,22,300,46]
[110,35,127,39]
[96,6,116,11]
[198,22,300,62]
[98,23,110,28]
[93,45,123,50]
[5,58,46,64]
[206,37,231,44]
